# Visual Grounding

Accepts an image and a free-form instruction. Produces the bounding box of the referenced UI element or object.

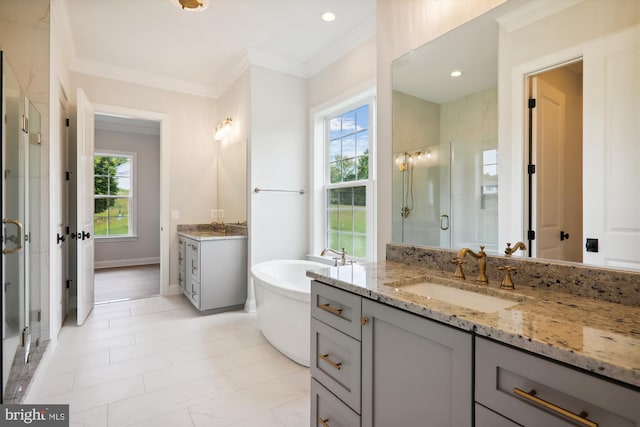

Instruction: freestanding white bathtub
[251,259,328,367]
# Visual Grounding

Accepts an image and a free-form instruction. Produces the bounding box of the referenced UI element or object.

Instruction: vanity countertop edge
[307,261,640,389]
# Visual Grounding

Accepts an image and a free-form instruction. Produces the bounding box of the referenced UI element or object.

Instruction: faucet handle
[451,257,467,280]
[505,242,513,256]
[498,266,517,290]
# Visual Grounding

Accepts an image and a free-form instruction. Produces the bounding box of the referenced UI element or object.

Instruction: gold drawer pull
[319,417,330,427]
[513,388,598,427]
[319,353,342,370]
[318,303,343,316]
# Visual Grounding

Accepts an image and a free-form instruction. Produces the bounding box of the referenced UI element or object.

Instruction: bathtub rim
[251,259,329,303]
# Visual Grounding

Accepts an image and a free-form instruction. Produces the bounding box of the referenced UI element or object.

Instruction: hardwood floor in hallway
[94,265,160,303]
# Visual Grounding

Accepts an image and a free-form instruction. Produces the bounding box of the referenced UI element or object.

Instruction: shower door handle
[2,218,24,254]
[440,214,450,231]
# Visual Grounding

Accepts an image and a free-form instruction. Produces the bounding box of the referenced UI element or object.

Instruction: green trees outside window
[326,104,370,258]
[94,154,133,236]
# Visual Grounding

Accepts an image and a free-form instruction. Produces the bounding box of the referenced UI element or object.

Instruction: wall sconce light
[214,117,232,141]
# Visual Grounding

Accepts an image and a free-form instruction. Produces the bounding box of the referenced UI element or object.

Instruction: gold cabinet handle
[318,303,343,316]
[513,388,598,427]
[319,417,330,427]
[319,353,342,370]
[360,316,369,325]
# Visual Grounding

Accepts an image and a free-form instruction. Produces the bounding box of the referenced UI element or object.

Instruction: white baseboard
[94,257,160,270]
[167,283,183,296]
[244,298,256,313]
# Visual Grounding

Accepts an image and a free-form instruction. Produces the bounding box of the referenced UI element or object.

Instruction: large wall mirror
[391,0,640,271]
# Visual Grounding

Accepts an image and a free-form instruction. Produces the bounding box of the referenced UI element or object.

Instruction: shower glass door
[2,52,28,398]
[28,100,41,346]
[392,142,451,247]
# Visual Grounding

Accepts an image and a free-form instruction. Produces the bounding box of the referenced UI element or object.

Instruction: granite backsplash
[386,243,640,307]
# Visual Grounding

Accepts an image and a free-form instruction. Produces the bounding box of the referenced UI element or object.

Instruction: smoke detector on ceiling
[169,0,210,12]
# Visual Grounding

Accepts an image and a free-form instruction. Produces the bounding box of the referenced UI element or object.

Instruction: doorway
[92,114,161,304]
[69,93,171,325]
[527,60,583,263]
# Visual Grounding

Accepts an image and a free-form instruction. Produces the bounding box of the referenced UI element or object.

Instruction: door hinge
[528,230,536,241]
[528,98,536,109]
[37,310,42,322]
[528,164,536,174]
[65,171,72,181]
[65,225,70,235]
[65,118,70,127]
[66,279,71,289]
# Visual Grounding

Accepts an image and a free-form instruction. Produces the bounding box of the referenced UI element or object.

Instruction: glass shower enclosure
[1,51,43,401]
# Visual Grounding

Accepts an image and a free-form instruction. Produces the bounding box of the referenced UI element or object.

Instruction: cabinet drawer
[476,338,640,427]
[311,378,360,427]
[311,281,362,340]
[190,280,201,306]
[475,404,520,427]
[186,240,200,280]
[311,318,361,413]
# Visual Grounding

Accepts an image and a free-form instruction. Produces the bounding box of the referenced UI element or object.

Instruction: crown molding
[71,58,217,99]
[95,115,160,136]
[51,0,77,73]
[496,0,584,32]
[305,13,376,76]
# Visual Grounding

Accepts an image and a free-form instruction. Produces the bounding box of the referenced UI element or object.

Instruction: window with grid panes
[93,152,134,237]
[326,104,371,259]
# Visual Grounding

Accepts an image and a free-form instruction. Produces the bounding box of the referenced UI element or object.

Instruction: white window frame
[93,149,137,240]
[310,89,377,262]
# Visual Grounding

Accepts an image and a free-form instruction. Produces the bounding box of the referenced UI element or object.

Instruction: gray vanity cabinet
[361,299,473,427]
[475,337,640,426]
[310,281,473,427]
[180,236,247,312]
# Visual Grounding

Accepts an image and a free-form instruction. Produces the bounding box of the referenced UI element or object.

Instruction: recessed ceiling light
[169,0,209,12]
[450,70,463,78]
[322,11,336,22]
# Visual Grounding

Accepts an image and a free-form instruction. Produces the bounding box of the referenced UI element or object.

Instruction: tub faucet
[504,241,527,256]
[321,248,347,266]
[451,246,488,284]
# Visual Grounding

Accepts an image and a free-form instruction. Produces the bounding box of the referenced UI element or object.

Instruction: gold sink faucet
[504,241,527,256]
[451,246,488,284]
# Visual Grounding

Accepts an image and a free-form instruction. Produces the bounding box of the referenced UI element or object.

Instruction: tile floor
[26,295,311,426]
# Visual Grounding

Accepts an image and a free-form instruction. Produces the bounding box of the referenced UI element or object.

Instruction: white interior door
[75,89,95,325]
[57,94,69,328]
[583,24,640,270]
[532,76,566,261]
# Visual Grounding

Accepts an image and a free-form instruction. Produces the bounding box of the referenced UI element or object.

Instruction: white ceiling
[53,0,376,99]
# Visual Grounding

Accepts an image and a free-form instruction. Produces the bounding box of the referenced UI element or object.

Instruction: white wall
[216,69,250,224]
[70,72,217,290]
[249,66,308,266]
[376,0,507,260]
[307,36,376,109]
[94,128,161,267]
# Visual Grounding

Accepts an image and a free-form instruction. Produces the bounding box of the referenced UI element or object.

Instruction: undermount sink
[398,282,518,313]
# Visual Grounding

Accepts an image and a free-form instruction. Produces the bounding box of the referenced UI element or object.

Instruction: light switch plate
[218,209,224,219]
[171,210,179,220]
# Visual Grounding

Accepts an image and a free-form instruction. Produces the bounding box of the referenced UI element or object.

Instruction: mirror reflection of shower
[393,144,451,247]
[397,150,433,219]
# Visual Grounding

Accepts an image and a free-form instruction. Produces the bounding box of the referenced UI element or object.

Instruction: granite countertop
[178,230,247,241]
[307,261,640,389]
[177,223,247,241]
